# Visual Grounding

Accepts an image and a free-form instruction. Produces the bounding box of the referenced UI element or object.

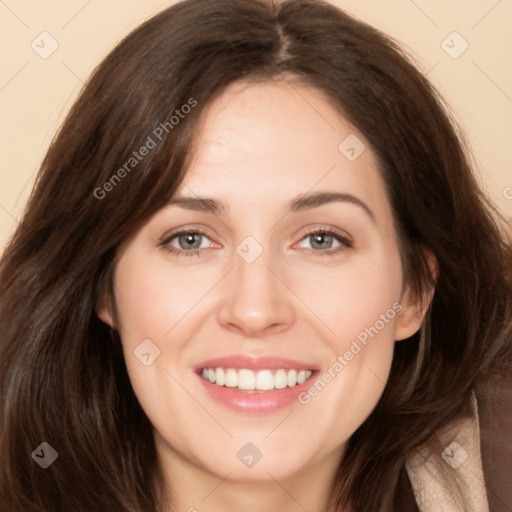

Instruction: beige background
[1,0,511,253]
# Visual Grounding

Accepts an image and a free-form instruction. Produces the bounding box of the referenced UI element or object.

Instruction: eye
[296,228,352,256]
[160,230,215,258]
[159,227,353,259]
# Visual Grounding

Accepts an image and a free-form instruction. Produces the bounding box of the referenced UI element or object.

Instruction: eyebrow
[167,191,375,222]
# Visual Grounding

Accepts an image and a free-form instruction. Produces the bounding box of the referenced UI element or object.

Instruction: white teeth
[274,369,288,389]
[224,368,238,387]
[287,369,297,387]
[215,368,225,386]
[256,370,274,390]
[238,369,256,390]
[200,367,314,391]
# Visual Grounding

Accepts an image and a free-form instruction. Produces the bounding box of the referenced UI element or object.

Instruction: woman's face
[99,80,424,484]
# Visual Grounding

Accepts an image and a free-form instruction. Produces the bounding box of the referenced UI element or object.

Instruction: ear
[97,292,115,329]
[394,247,439,341]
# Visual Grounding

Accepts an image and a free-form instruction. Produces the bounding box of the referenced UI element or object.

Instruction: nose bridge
[216,235,295,336]
[235,240,274,299]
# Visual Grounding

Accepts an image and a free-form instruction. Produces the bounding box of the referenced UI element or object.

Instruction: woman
[1,0,511,510]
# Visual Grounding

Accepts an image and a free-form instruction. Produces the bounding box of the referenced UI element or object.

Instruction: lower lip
[196,372,316,413]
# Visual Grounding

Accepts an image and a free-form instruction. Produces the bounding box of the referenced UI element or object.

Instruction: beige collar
[405,391,489,511]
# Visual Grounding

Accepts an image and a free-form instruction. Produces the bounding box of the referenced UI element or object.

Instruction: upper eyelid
[160,225,216,243]
[297,225,352,240]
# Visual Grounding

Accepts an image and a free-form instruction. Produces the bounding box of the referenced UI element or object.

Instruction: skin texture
[98,80,429,512]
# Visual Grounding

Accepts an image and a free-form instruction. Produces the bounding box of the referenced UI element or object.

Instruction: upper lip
[194,354,318,372]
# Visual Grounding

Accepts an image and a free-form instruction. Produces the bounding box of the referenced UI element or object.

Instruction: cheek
[111,254,205,441]
[113,252,218,342]
[110,254,190,394]
[291,249,402,430]
[111,252,226,410]
[290,248,403,349]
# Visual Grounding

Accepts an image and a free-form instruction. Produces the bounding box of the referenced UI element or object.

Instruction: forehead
[177,80,391,224]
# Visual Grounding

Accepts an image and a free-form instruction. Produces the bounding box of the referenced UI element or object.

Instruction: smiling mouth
[199,367,314,392]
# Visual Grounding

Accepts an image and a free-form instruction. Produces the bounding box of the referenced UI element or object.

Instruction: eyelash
[160,227,353,259]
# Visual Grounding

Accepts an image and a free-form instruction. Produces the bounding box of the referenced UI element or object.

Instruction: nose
[216,245,296,338]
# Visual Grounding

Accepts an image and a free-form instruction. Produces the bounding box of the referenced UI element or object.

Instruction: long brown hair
[1,0,511,510]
